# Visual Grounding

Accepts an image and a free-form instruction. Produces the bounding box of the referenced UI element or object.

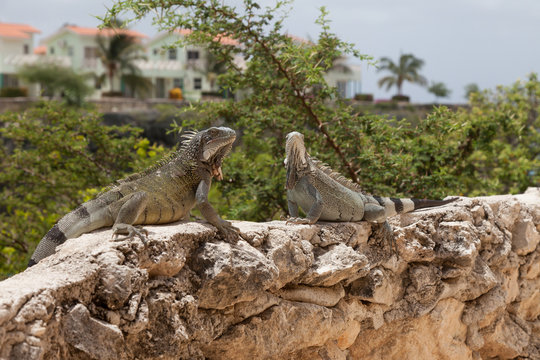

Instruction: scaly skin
[284,131,457,225]
[28,127,239,267]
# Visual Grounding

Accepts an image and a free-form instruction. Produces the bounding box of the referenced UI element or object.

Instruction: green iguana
[284,131,457,225]
[28,127,239,267]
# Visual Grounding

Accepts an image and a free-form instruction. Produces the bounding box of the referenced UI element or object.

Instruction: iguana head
[183,127,236,180]
[284,131,311,190]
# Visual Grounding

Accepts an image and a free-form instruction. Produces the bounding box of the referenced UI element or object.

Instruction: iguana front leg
[111,191,149,243]
[287,197,300,218]
[196,176,240,243]
[287,179,323,225]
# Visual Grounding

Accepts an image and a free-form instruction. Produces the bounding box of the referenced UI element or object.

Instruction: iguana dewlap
[28,127,238,267]
[284,131,457,224]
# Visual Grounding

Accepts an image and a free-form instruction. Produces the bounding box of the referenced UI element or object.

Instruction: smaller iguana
[28,127,239,267]
[284,131,457,227]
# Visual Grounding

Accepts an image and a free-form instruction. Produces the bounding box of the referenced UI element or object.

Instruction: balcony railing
[1,55,71,72]
[82,58,99,69]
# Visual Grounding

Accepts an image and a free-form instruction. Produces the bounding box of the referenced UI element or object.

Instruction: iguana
[284,131,457,226]
[28,127,239,267]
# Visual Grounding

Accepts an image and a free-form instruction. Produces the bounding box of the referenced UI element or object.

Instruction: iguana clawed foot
[112,224,149,243]
[214,219,243,243]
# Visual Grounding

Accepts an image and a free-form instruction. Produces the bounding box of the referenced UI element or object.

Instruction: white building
[326,62,362,99]
[0,22,41,95]
[139,29,220,101]
[1,23,362,101]
[39,25,148,98]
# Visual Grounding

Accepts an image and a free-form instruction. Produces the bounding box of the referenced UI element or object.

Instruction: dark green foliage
[0,87,28,97]
[354,93,373,102]
[0,101,162,278]
[455,74,540,195]
[391,94,410,102]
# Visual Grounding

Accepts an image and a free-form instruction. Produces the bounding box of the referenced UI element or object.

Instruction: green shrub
[201,91,223,98]
[0,101,164,278]
[0,87,28,97]
[354,93,373,102]
[391,94,410,102]
[101,91,124,97]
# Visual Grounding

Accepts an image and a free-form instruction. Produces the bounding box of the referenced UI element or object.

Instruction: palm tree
[377,54,427,95]
[464,83,480,100]
[428,81,451,103]
[96,33,147,95]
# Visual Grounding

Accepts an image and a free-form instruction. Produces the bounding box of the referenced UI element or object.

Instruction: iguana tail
[367,195,458,218]
[28,200,113,267]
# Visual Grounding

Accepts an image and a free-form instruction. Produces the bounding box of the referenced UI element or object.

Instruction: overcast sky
[2,0,539,103]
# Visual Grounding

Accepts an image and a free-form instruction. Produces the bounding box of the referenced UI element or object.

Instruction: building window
[50,47,55,55]
[153,48,158,56]
[336,81,347,98]
[68,46,74,57]
[168,48,177,60]
[187,50,199,60]
[2,74,19,88]
[156,78,166,98]
[194,78,202,90]
[84,47,98,59]
[23,44,29,54]
[173,78,184,89]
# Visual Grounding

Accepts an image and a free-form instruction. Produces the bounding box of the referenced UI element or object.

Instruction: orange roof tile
[214,34,239,46]
[287,34,311,45]
[173,28,239,46]
[0,22,40,39]
[175,29,193,36]
[65,25,148,38]
[34,45,47,55]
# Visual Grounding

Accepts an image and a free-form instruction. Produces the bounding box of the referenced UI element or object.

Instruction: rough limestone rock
[1,189,539,359]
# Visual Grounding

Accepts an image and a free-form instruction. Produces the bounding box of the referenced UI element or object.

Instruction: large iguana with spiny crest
[284,131,457,225]
[28,127,239,267]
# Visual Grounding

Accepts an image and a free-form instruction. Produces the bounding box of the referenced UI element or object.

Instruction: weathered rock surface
[1,189,539,359]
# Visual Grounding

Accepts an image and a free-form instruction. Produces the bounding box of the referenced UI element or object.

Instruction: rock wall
[1,189,539,359]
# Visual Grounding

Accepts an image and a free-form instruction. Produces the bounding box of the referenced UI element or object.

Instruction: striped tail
[27,223,68,267]
[369,195,458,218]
[410,198,458,211]
[28,199,114,267]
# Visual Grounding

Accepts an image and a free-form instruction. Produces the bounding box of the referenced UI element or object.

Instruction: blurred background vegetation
[0,0,538,278]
